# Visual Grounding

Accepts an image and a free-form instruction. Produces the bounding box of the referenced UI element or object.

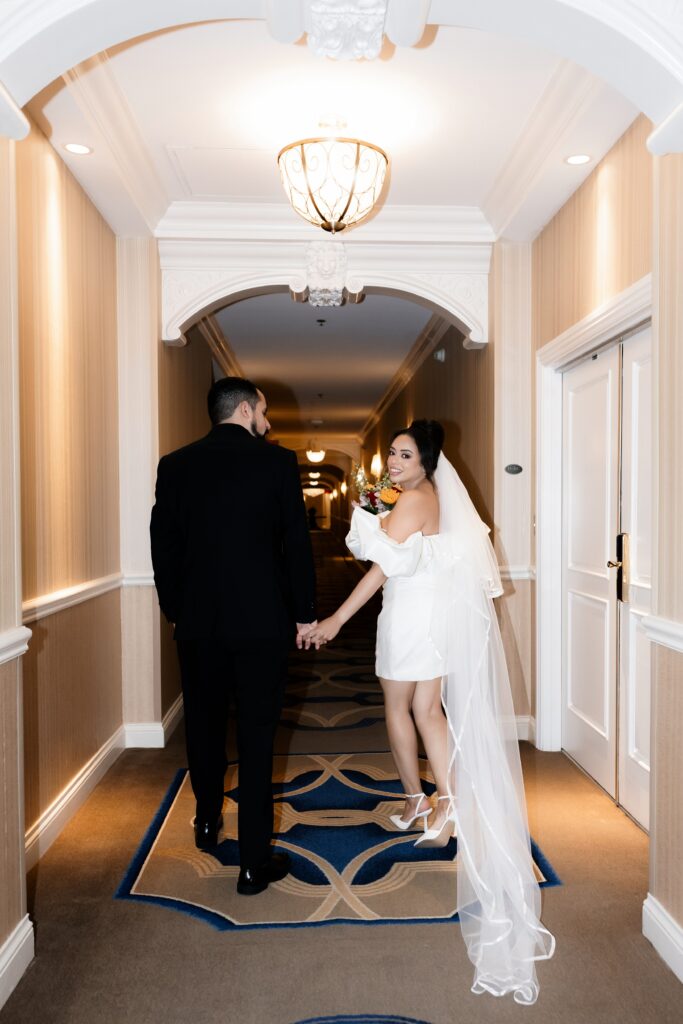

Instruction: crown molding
[362,314,450,438]
[155,201,495,245]
[484,60,608,239]
[63,53,168,232]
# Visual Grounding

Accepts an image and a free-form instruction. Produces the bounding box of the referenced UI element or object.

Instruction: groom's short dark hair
[208,377,260,425]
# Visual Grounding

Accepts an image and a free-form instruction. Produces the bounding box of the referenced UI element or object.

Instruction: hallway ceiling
[27,17,638,451]
[213,292,433,439]
[29,19,637,240]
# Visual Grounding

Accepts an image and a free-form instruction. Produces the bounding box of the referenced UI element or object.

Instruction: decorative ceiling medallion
[290,241,365,309]
[307,240,347,307]
[306,1,388,61]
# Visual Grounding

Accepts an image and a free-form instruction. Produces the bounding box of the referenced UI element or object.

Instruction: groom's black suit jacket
[150,424,316,642]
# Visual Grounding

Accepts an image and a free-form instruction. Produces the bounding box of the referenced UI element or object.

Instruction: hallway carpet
[1,533,680,1023]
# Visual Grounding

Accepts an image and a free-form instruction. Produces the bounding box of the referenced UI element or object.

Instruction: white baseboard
[643,893,683,983]
[24,726,125,872]
[516,715,536,743]
[0,915,34,1012]
[124,693,184,749]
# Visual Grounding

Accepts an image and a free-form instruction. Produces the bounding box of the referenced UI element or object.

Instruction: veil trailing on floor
[431,453,555,1005]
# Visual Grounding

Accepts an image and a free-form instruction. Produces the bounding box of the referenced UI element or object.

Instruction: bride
[306,419,555,1004]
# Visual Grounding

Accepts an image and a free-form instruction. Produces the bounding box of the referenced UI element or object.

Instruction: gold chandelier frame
[277,136,389,233]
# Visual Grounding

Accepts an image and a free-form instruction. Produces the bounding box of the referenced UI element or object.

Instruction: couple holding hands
[151,375,554,1005]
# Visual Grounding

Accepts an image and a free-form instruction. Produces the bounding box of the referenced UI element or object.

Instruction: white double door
[561,325,652,829]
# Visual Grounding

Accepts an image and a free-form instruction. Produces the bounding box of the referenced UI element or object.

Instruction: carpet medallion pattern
[116,745,558,932]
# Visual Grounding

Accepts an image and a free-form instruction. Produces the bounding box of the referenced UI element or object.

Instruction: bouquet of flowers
[353,464,402,516]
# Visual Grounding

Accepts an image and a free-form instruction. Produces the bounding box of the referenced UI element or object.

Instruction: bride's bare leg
[412,676,450,829]
[380,678,429,822]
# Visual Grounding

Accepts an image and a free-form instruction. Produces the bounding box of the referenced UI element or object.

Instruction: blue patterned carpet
[116,531,560,931]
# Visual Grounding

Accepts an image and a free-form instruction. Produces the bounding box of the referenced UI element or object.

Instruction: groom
[150,376,316,894]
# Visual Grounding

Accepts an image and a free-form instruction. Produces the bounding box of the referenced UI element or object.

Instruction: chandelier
[278,137,389,233]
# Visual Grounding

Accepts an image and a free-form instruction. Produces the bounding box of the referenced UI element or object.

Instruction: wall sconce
[332,488,339,500]
[340,480,348,496]
[370,453,383,479]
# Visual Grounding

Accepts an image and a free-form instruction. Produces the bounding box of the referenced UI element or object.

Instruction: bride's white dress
[346,509,444,681]
[345,463,555,1005]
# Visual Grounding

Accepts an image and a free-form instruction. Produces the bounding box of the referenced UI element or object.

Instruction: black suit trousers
[176,635,288,867]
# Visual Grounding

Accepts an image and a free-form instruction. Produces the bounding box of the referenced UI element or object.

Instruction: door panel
[562,347,620,796]
[618,326,652,828]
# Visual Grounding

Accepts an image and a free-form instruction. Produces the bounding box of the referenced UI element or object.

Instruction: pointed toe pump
[414,796,456,848]
[389,793,431,831]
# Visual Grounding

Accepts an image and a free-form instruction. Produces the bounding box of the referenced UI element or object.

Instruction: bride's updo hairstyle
[389,419,445,481]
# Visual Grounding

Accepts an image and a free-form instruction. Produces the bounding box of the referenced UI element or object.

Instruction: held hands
[305,614,342,650]
[296,621,317,650]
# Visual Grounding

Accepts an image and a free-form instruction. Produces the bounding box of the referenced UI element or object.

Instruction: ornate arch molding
[159,236,491,347]
[2,1,683,149]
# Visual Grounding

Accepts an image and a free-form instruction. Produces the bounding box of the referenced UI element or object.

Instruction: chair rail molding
[0,625,32,665]
[157,206,493,347]
[22,573,122,624]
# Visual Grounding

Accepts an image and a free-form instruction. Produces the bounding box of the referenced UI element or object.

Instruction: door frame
[535,274,652,750]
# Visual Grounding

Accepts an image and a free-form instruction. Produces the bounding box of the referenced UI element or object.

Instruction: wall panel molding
[24,726,124,872]
[0,626,31,666]
[0,915,33,1013]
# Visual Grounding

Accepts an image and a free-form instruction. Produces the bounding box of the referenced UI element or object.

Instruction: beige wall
[157,328,213,714]
[0,135,29,955]
[533,114,653,350]
[15,121,123,831]
[651,152,683,924]
[17,122,119,601]
[22,592,122,830]
[158,329,213,459]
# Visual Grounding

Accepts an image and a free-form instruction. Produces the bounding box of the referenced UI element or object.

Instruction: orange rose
[379,487,400,505]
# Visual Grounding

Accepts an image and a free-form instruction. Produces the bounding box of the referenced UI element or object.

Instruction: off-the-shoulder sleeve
[345,507,423,578]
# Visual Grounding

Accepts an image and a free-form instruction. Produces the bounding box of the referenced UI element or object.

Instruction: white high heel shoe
[389,792,431,831]
[414,796,456,848]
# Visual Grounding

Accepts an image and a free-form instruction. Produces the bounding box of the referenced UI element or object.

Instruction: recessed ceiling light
[310,419,324,426]
[565,154,591,166]
[64,143,93,155]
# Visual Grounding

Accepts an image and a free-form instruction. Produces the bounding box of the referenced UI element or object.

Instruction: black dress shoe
[194,814,223,850]
[237,852,290,896]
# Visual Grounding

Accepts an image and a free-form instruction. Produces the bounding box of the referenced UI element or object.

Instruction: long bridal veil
[432,454,555,1005]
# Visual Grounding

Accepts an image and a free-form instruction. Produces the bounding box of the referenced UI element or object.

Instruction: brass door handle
[607,560,622,569]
